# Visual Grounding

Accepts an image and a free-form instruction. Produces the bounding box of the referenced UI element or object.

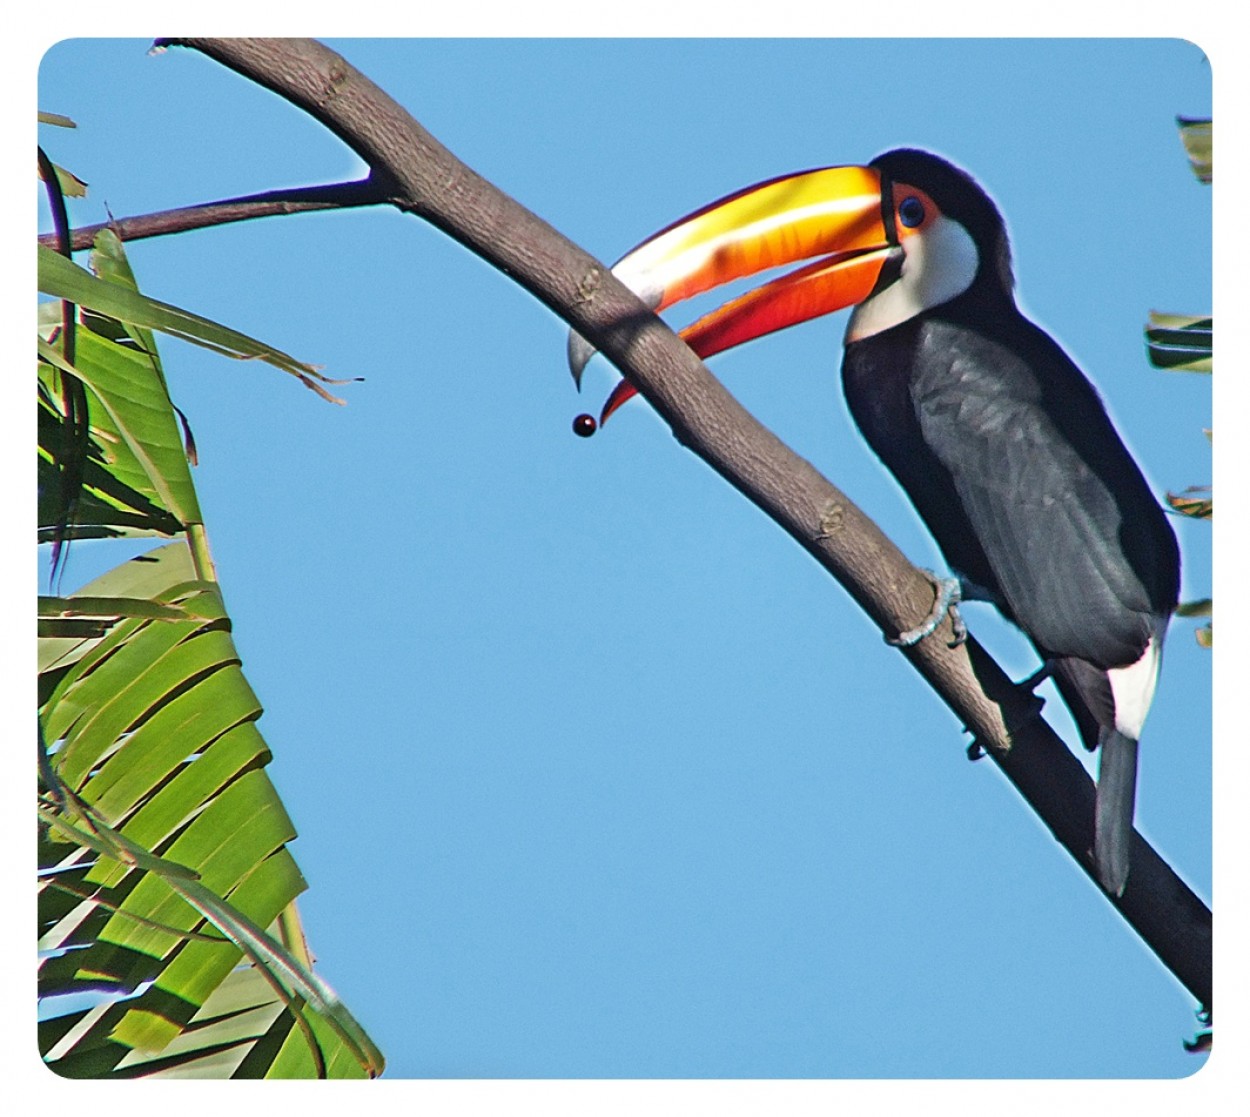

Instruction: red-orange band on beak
[596,246,897,424]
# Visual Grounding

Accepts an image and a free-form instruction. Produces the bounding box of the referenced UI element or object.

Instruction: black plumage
[842,150,1180,893]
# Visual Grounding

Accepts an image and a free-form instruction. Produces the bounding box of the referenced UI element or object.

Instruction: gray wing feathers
[913,348,1153,666]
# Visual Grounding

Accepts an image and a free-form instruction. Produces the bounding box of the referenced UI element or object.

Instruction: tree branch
[36,176,390,252]
[164,37,1212,1014]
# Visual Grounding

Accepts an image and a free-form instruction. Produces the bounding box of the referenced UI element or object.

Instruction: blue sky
[35,36,1214,1084]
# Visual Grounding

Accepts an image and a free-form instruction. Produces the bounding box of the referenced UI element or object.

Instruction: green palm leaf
[1178,116,1212,183]
[38,232,382,1078]
[38,243,353,403]
[1144,312,1212,373]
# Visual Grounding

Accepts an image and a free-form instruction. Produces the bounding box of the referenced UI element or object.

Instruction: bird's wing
[911,322,1160,668]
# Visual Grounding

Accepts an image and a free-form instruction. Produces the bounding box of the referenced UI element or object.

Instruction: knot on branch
[319,61,351,104]
[816,501,844,539]
[574,266,603,306]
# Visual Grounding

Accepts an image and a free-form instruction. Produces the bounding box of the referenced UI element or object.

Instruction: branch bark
[37,177,389,252]
[161,37,1212,1014]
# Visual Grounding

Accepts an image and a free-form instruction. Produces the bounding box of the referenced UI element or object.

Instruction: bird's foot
[1018,661,1054,693]
[887,571,965,648]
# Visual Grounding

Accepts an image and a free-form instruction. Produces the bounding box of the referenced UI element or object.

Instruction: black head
[870,148,1014,296]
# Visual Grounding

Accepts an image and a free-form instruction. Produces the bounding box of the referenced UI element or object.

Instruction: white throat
[845,215,980,344]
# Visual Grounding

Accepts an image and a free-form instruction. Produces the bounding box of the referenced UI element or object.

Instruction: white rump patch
[1107,620,1168,740]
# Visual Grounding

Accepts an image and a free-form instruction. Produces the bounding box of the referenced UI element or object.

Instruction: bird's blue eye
[899,196,926,228]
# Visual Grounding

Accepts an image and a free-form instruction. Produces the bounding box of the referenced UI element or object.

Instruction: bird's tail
[1095,731,1138,896]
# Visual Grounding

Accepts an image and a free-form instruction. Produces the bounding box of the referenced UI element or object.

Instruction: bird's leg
[886,570,964,648]
[1007,661,1050,734]
[1017,661,1054,693]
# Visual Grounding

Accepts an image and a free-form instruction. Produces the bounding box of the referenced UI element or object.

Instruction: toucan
[568,148,1180,897]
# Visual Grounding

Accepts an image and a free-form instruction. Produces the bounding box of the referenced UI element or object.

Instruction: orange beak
[568,165,902,427]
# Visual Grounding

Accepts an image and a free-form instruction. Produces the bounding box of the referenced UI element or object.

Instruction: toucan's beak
[568,165,900,427]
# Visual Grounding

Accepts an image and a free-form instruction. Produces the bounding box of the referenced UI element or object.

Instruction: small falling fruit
[572,413,597,438]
